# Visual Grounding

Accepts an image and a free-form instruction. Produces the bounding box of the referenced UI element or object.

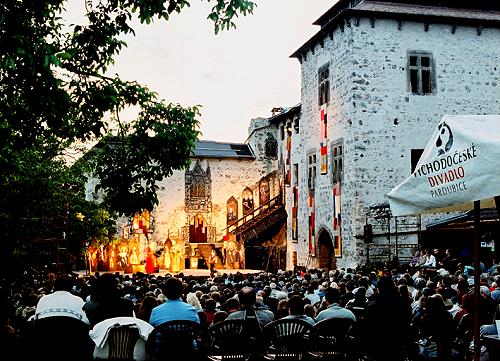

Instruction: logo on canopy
[435,122,454,155]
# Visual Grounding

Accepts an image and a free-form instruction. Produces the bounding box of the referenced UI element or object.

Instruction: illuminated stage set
[85,210,246,275]
[84,141,286,275]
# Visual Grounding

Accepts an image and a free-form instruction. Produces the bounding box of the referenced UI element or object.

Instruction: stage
[76,268,263,278]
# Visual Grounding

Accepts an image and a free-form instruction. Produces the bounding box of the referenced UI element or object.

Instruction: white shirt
[424,255,436,268]
[35,290,89,324]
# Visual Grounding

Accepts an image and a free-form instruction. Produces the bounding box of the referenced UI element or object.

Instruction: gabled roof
[193,140,255,159]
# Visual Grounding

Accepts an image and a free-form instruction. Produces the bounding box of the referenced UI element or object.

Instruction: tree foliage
[0,0,255,267]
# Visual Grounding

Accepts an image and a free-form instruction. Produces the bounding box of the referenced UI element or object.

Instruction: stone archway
[317,228,336,270]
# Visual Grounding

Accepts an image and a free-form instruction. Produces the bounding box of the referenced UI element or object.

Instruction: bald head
[238,286,256,308]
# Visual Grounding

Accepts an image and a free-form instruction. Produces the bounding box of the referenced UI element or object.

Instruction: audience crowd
[1,248,499,360]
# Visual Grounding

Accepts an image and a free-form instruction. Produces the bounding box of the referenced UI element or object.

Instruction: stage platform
[76,268,263,278]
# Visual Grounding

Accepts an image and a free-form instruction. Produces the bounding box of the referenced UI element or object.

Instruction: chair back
[107,324,140,360]
[313,318,354,351]
[146,320,201,361]
[263,319,315,359]
[208,318,260,360]
[23,316,93,361]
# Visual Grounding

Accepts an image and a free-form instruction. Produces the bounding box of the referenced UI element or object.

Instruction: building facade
[274,0,500,269]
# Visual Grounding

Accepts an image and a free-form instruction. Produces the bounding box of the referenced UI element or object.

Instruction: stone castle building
[91,0,499,272]
[271,0,500,269]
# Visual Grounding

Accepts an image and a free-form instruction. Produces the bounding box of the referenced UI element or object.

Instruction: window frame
[331,139,344,184]
[407,52,436,95]
[318,63,330,106]
[307,150,317,190]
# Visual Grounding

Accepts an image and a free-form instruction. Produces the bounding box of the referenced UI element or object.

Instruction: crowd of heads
[1,254,499,360]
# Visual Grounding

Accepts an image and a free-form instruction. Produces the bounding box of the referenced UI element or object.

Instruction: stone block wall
[286,16,500,269]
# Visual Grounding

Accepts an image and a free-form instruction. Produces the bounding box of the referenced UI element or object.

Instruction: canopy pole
[473,200,480,361]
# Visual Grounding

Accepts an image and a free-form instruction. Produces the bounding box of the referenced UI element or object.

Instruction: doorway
[317,229,336,270]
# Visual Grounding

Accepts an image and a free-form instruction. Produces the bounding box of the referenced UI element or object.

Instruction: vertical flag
[308,191,316,256]
[292,186,298,240]
[333,183,342,257]
[285,132,291,185]
[320,106,328,174]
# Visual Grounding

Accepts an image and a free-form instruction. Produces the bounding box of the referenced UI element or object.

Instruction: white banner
[388,115,500,216]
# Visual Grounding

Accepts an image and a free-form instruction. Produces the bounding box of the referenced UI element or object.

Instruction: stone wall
[285,16,500,269]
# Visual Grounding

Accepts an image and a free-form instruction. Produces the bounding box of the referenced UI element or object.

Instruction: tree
[0,0,255,269]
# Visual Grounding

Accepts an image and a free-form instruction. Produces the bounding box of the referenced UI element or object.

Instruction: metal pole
[473,200,480,361]
[395,216,398,264]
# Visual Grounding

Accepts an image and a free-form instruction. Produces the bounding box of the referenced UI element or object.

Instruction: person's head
[224,298,240,313]
[287,295,305,316]
[204,298,217,312]
[213,311,228,324]
[425,294,447,315]
[94,273,120,302]
[53,274,73,292]
[304,304,316,318]
[163,277,184,300]
[376,276,398,298]
[324,288,340,305]
[137,295,159,321]
[238,286,257,308]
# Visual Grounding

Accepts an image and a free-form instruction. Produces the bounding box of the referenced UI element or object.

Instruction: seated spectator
[480,306,500,336]
[83,273,134,327]
[212,310,229,324]
[304,304,316,319]
[137,295,158,322]
[149,277,200,327]
[315,288,356,323]
[226,286,274,328]
[35,274,89,324]
[490,276,500,303]
[421,250,436,269]
[282,295,315,325]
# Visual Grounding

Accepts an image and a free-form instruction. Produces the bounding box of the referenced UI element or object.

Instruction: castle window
[308,151,317,190]
[408,52,435,95]
[264,134,278,159]
[318,63,330,105]
[332,140,343,184]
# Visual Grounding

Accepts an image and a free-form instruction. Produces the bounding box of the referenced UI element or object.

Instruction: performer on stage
[145,242,156,274]
[208,249,219,277]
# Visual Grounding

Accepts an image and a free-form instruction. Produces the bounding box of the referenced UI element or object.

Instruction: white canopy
[387,115,500,217]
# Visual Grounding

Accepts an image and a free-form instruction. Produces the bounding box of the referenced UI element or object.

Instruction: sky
[65,0,334,143]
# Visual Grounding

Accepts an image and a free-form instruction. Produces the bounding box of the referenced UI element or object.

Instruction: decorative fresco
[226,196,238,225]
[259,177,270,206]
[242,187,254,215]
